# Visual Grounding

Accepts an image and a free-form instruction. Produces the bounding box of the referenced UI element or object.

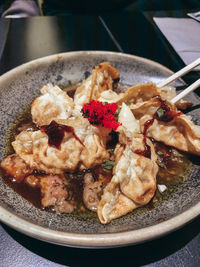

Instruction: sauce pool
[0,88,192,217]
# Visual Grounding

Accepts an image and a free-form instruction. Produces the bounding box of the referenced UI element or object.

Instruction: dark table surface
[0,3,200,267]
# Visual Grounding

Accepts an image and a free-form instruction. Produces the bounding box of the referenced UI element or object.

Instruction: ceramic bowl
[0,51,199,248]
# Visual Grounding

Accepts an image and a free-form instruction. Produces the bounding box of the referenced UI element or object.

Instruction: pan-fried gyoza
[0,62,199,224]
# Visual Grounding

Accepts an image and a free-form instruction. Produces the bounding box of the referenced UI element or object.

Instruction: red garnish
[41,120,84,149]
[81,100,121,131]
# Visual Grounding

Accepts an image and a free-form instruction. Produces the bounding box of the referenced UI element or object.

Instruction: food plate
[0,51,200,248]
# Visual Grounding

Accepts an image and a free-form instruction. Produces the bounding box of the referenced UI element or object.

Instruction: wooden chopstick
[157,58,200,88]
[171,78,200,104]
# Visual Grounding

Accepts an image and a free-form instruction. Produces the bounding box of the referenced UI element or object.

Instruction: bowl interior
[0,51,200,246]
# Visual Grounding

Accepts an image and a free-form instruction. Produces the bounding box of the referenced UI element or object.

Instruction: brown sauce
[155,141,191,186]
[0,88,192,217]
[64,166,112,214]
[64,171,86,212]
[146,140,192,211]
[0,168,41,208]
[92,165,112,186]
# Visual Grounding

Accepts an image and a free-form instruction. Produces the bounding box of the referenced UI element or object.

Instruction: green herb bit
[103,160,115,170]
[114,105,121,121]
[107,148,115,153]
[157,151,164,156]
[115,105,121,116]
[156,108,164,118]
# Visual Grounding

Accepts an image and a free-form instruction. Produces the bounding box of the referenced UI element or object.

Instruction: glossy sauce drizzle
[41,120,84,149]
[154,96,182,122]
[134,137,151,159]
[134,96,182,159]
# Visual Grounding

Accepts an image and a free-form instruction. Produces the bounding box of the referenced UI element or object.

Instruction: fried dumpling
[12,117,109,174]
[130,97,200,155]
[31,83,74,126]
[117,82,192,110]
[74,62,119,111]
[98,89,122,103]
[117,82,159,105]
[159,86,192,110]
[97,176,138,224]
[97,129,158,224]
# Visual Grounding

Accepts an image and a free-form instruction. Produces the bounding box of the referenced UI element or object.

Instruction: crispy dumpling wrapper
[97,176,138,224]
[117,82,192,110]
[98,89,122,103]
[130,97,200,155]
[97,129,158,224]
[117,82,159,105]
[12,118,109,174]
[74,62,119,111]
[31,84,74,126]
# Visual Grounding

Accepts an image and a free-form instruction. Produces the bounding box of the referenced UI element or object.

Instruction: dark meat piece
[83,173,103,212]
[40,174,74,213]
[0,154,33,182]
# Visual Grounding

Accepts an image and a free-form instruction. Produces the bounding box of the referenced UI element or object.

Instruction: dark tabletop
[0,3,200,266]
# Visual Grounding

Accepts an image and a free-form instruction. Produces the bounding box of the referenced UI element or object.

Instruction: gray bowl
[0,51,199,248]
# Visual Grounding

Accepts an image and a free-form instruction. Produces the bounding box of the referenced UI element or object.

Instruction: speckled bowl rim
[0,51,199,248]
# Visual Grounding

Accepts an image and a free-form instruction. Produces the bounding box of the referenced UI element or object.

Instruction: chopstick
[157,58,200,88]
[171,78,200,104]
